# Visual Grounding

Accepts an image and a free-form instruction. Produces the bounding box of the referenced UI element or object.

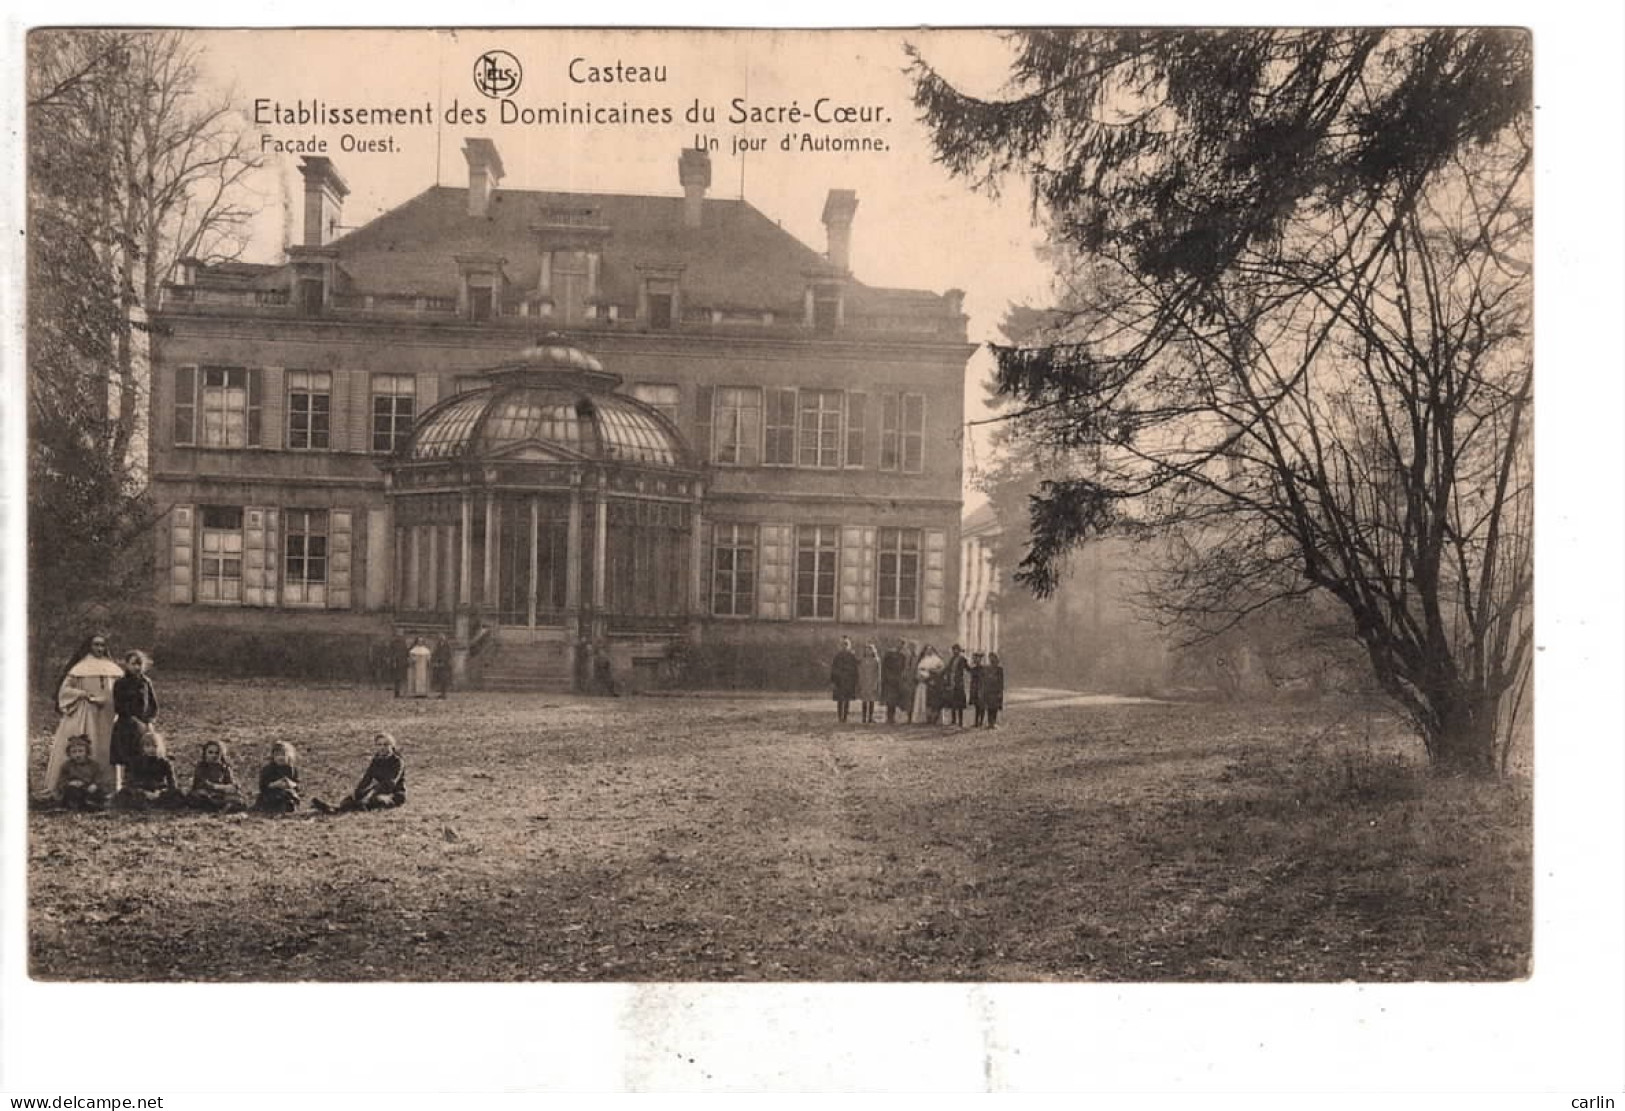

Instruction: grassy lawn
[26,677,1531,982]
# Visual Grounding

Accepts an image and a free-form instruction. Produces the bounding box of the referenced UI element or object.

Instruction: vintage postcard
[6,19,1620,1102]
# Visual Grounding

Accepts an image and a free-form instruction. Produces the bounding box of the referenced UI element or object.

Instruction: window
[175,367,261,448]
[630,382,681,424]
[298,277,324,315]
[283,509,329,606]
[795,525,839,619]
[764,388,797,467]
[797,390,844,469]
[881,392,926,473]
[198,506,244,603]
[713,387,761,466]
[372,375,417,453]
[648,292,674,330]
[877,527,921,622]
[711,523,757,617]
[286,371,331,450]
[845,393,866,467]
[468,285,494,322]
[813,289,839,334]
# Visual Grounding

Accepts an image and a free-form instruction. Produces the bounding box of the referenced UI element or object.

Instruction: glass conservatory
[377,340,704,667]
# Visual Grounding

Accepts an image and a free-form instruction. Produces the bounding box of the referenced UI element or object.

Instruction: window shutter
[698,518,713,615]
[328,509,354,609]
[845,392,867,468]
[173,366,197,446]
[858,525,877,622]
[922,528,948,626]
[419,373,440,412]
[247,367,264,447]
[839,524,875,623]
[756,522,792,620]
[242,506,275,607]
[347,371,371,453]
[169,505,195,604]
[694,384,714,463]
[261,368,285,451]
[880,391,899,471]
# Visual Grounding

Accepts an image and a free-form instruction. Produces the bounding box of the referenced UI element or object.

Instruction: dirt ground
[26,677,1531,982]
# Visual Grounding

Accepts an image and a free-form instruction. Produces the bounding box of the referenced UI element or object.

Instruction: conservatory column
[689,487,705,619]
[483,490,498,614]
[424,524,439,614]
[527,495,540,628]
[592,477,608,612]
[458,494,473,607]
[565,477,582,614]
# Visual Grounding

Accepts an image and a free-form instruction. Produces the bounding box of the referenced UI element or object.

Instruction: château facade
[147,139,973,689]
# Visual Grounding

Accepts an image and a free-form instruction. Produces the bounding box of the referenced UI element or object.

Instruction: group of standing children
[832,637,1005,728]
[387,635,454,699]
[39,634,407,816]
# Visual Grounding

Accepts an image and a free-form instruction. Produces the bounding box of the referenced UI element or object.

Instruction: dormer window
[456,253,507,323]
[298,277,325,316]
[648,289,674,330]
[637,266,684,331]
[804,279,845,335]
[544,249,598,325]
[813,290,840,334]
[287,245,338,317]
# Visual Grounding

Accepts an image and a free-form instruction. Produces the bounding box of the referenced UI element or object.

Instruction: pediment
[484,438,583,464]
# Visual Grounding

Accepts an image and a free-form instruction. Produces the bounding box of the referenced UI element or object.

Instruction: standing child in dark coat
[313,733,407,813]
[829,636,859,724]
[255,741,302,813]
[856,643,882,724]
[116,730,183,810]
[391,637,411,698]
[109,650,158,792]
[431,636,454,699]
[969,652,986,727]
[945,645,970,727]
[51,735,109,810]
[880,640,907,724]
[982,653,1006,728]
[188,740,246,812]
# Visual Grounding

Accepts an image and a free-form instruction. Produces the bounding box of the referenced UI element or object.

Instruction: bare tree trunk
[1429,690,1500,776]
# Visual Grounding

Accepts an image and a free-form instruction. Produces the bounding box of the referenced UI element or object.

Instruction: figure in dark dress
[829,636,860,724]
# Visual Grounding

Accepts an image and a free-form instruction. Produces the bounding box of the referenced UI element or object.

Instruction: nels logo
[473,50,522,99]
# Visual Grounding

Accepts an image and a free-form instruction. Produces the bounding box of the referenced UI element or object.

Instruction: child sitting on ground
[188,740,246,812]
[313,732,406,813]
[116,729,182,810]
[52,734,109,810]
[254,741,302,814]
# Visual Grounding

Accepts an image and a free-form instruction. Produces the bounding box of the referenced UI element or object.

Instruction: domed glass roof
[396,341,690,468]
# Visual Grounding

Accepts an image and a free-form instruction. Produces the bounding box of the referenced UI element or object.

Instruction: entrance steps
[477,637,578,693]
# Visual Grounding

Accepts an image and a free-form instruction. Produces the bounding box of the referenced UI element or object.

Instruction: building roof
[329,186,843,314]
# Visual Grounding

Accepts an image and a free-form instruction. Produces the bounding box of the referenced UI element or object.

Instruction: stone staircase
[476,638,578,693]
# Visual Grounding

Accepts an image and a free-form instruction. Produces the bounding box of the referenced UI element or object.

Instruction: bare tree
[912,29,1532,774]
[27,29,262,686]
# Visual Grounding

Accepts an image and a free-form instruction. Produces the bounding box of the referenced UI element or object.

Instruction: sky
[192,28,1058,503]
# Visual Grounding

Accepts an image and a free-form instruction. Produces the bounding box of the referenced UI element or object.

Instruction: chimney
[463,138,506,219]
[679,148,711,228]
[821,189,859,273]
[297,156,349,247]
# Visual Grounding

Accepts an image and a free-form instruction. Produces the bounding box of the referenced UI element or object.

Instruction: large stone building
[148,140,973,689]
